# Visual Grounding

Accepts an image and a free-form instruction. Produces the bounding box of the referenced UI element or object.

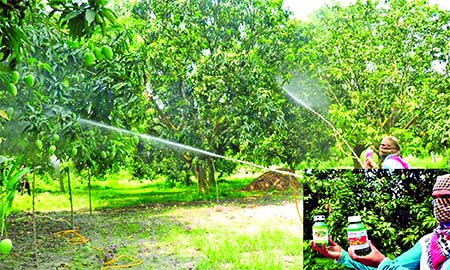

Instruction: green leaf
[63,10,82,22]
[0,110,8,120]
[38,62,52,73]
[101,8,116,24]
[85,9,96,26]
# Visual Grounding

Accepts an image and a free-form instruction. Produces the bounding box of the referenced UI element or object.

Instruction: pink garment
[386,155,410,169]
[431,233,446,269]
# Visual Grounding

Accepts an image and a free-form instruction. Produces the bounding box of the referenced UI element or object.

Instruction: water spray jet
[283,89,364,168]
[79,118,302,179]
[80,118,304,226]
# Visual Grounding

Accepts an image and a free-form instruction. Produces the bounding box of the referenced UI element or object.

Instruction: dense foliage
[298,0,450,165]
[1,0,449,193]
[1,0,337,193]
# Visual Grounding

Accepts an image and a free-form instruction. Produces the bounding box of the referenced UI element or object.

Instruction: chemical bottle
[365,148,374,161]
[347,216,371,255]
[312,215,328,246]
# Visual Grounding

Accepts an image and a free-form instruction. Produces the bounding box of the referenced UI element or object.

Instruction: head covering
[379,136,401,157]
[433,174,450,192]
[429,174,450,269]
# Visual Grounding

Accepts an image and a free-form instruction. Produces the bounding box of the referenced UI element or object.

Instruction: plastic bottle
[365,148,374,161]
[347,216,371,255]
[312,215,328,246]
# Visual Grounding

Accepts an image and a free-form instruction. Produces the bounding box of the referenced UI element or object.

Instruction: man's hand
[364,157,378,169]
[310,237,343,260]
[348,241,386,267]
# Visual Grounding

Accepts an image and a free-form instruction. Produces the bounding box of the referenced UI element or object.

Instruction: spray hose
[54,230,144,269]
[284,90,364,168]
[289,176,303,225]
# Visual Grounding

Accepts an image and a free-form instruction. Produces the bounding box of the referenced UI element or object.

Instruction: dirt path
[176,201,303,234]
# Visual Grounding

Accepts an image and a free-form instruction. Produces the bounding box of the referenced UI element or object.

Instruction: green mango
[35,139,43,150]
[0,239,12,255]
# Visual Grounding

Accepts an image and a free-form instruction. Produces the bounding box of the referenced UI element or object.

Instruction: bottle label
[313,226,328,245]
[348,230,369,250]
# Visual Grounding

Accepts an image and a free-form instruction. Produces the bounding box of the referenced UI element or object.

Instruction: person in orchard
[311,174,450,270]
[364,136,409,169]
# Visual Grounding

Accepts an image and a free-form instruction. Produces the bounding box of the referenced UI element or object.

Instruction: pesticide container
[365,148,374,160]
[312,215,328,246]
[347,216,371,255]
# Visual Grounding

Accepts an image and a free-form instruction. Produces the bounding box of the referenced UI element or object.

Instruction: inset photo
[303,169,450,270]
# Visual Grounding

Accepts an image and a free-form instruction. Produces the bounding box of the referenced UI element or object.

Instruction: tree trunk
[353,144,366,169]
[207,157,215,187]
[32,165,37,253]
[66,168,74,230]
[194,160,209,193]
[447,146,450,168]
[184,169,192,186]
[58,169,65,193]
[183,157,193,186]
[88,168,92,215]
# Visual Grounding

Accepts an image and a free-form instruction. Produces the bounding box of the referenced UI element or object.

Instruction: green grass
[191,228,302,270]
[12,170,261,212]
[406,154,449,169]
[5,169,303,270]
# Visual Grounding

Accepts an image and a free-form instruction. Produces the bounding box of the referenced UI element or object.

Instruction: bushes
[0,156,29,237]
[303,169,449,270]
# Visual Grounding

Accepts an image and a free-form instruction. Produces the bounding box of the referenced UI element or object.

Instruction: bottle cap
[348,216,361,223]
[314,215,326,222]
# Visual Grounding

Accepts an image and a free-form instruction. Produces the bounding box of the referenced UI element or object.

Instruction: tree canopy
[1,0,449,192]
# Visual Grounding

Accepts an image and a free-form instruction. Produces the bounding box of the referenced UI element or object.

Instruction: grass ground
[0,170,304,270]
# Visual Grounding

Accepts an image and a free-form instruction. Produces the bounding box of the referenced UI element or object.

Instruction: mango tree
[0,0,116,116]
[123,0,312,192]
[1,0,120,175]
[0,0,122,246]
[17,7,138,213]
